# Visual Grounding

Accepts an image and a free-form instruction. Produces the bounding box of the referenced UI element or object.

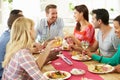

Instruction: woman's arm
[36,40,61,69]
[92,46,120,66]
[19,50,47,80]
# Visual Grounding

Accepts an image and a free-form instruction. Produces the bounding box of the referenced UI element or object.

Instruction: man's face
[46,8,57,23]
[92,14,100,28]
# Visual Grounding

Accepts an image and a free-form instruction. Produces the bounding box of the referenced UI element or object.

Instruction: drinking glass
[81,40,89,50]
[81,40,89,55]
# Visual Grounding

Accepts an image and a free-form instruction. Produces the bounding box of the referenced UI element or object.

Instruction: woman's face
[73,9,83,22]
[114,21,120,38]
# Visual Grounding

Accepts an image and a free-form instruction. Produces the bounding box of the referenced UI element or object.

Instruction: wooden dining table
[36,51,120,80]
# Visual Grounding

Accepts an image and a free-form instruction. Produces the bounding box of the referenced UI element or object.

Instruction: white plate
[71,54,92,61]
[43,70,71,80]
[88,64,115,74]
[70,68,85,75]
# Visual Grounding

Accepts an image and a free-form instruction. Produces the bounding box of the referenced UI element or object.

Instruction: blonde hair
[2,17,35,67]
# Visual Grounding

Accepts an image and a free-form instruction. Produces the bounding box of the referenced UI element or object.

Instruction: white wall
[12,0,41,22]
[0,0,120,35]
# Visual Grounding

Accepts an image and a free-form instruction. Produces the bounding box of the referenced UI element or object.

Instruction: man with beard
[36,4,64,43]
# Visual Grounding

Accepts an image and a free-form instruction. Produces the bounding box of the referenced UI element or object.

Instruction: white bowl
[70,68,85,75]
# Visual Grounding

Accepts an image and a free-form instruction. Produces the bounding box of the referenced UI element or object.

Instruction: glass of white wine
[81,40,89,55]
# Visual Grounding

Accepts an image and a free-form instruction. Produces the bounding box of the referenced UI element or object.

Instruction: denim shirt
[35,18,64,42]
[0,30,10,78]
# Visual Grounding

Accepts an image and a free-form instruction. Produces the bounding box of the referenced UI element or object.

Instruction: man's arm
[88,40,99,52]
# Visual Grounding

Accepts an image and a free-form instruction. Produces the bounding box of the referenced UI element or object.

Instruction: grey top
[97,28,120,57]
[35,17,64,42]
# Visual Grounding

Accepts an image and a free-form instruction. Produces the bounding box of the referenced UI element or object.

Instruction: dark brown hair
[92,9,109,25]
[114,15,120,25]
[45,4,57,13]
[74,4,89,31]
[7,9,24,29]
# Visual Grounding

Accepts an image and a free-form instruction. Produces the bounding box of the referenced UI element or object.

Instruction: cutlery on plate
[57,52,73,65]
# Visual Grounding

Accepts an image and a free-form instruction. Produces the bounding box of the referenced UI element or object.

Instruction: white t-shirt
[97,28,120,57]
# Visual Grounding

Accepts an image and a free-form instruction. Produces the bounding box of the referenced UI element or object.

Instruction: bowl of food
[70,68,85,75]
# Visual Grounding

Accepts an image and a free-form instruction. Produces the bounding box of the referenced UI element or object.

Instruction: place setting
[43,70,71,80]
[70,40,92,62]
[87,63,115,74]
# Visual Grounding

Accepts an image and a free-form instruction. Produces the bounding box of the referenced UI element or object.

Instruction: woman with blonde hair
[2,17,59,80]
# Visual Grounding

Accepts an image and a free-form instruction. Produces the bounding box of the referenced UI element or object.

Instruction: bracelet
[99,56,103,63]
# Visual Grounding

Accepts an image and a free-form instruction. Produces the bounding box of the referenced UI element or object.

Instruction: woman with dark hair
[86,15,120,73]
[73,4,95,46]
[65,4,95,52]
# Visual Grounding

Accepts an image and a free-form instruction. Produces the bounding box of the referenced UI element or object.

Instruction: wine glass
[81,40,89,55]
[54,37,63,46]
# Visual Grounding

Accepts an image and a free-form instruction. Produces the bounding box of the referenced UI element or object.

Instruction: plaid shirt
[2,49,47,80]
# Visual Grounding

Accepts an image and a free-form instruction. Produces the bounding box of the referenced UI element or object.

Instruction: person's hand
[114,64,120,73]
[84,49,93,57]
[65,37,74,46]
[32,42,43,53]
[46,40,62,49]
[65,35,75,43]
[65,35,81,46]
[44,51,59,64]
[70,44,82,52]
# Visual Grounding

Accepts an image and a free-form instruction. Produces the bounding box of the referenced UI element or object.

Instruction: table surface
[41,60,120,80]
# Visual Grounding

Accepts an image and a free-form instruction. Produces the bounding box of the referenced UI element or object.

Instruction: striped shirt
[2,49,47,80]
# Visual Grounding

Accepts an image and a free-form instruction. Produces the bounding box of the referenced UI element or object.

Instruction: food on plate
[47,71,66,79]
[70,68,85,75]
[71,54,91,61]
[71,51,80,56]
[61,39,70,50]
[44,71,71,79]
[88,64,114,73]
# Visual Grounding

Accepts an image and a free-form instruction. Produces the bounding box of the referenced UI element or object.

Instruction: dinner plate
[71,54,92,61]
[43,70,71,80]
[88,64,115,74]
